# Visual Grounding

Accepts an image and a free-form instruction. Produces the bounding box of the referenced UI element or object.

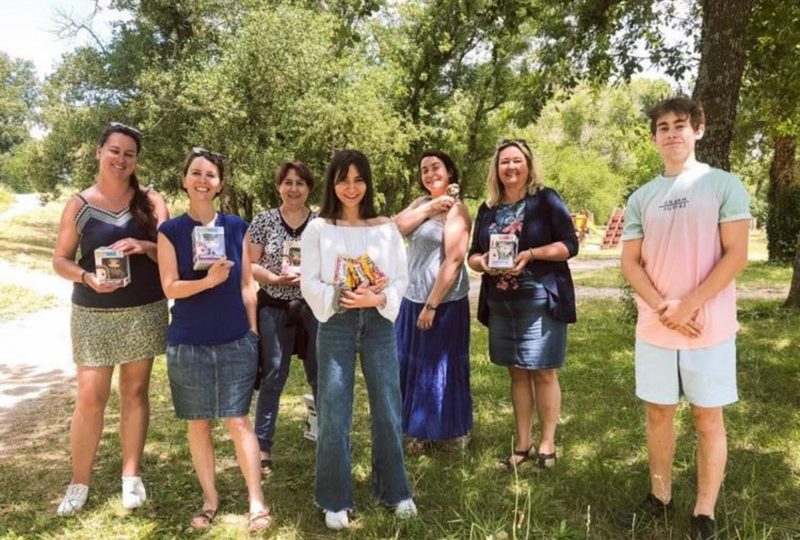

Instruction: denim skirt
[167,332,258,419]
[487,288,567,370]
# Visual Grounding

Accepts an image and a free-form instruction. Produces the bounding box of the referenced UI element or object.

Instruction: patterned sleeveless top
[72,193,165,308]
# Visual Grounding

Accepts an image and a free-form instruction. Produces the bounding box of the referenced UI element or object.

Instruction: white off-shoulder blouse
[300,218,408,323]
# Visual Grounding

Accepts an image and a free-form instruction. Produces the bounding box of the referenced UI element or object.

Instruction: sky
[0,0,122,78]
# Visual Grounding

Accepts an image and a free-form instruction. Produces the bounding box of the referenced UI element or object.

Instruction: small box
[303,393,318,442]
[192,226,225,270]
[281,240,302,276]
[488,234,518,269]
[94,247,130,287]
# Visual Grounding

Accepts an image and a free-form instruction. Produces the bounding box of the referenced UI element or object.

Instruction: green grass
[0,185,13,214]
[0,284,58,321]
[1,298,798,539]
[0,195,64,272]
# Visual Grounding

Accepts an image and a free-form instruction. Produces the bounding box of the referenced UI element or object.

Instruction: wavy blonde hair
[486,140,543,207]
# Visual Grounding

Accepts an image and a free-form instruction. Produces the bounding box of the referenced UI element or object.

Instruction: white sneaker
[121,476,147,509]
[57,484,89,516]
[395,498,417,518]
[324,509,349,530]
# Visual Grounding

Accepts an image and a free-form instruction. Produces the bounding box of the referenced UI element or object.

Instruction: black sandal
[537,451,557,469]
[260,458,273,475]
[497,446,533,470]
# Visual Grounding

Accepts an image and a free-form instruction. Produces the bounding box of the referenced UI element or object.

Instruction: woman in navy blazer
[467,139,578,470]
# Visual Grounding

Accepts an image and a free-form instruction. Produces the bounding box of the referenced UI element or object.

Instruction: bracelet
[80,271,88,286]
[528,248,535,260]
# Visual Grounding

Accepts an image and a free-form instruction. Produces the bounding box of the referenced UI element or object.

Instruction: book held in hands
[192,226,225,270]
[94,247,131,287]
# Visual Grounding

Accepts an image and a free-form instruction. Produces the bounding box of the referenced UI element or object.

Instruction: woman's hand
[416,308,435,330]
[338,282,385,309]
[368,276,388,294]
[270,272,301,287]
[109,237,146,255]
[423,195,455,217]
[205,257,235,289]
[506,248,533,276]
[83,272,123,294]
[473,252,504,276]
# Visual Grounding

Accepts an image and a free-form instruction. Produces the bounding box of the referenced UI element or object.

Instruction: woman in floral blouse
[248,161,318,474]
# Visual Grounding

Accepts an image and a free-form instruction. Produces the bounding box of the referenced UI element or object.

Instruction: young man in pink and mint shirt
[620,97,751,540]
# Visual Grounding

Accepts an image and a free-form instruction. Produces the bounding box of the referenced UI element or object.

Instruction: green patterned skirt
[71,299,169,366]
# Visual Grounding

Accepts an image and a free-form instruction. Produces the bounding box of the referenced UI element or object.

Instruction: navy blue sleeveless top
[158,212,250,346]
[72,194,165,309]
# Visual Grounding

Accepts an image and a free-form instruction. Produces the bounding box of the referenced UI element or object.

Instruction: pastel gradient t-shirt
[622,163,751,349]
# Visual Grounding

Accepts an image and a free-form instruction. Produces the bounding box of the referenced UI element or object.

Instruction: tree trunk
[786,232,800,308]
[766,135,799,262]
[692,0,758,171]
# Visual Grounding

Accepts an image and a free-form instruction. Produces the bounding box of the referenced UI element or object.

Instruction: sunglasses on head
[191,146,226,161]
[108,122,143,139]
[498,138,530,151]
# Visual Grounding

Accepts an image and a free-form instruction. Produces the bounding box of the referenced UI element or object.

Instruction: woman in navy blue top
[157,148,270,532]
[52,122,169,517]
[467,139,578,471]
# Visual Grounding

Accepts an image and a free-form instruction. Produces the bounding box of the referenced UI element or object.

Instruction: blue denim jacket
[469,188,579,325]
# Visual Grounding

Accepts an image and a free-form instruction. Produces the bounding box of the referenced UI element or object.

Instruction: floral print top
[248,208,316,301]
[487,199,538,295]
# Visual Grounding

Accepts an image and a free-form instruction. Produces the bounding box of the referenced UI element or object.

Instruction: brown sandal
[497,446,533,470]
[191,507,217,530]
[248,508,272,532]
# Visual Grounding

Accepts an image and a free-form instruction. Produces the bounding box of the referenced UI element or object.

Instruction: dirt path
[0,195,76,446]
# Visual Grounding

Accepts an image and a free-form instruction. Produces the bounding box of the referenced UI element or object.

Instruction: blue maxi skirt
[395,296,473,440]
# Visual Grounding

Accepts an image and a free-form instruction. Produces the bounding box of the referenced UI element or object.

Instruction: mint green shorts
[634,336,737,407]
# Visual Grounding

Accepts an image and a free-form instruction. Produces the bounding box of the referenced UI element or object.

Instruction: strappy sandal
[190,507,217,530]
[497,446,533,470]
[536,451,557,469]
[260,458,273,475]
[248,508,272,532]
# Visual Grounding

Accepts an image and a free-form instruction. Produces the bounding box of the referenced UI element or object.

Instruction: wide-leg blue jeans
[314,308,412,512]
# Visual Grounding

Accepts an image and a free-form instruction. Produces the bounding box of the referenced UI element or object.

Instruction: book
[280,240,302,276]
[192,226,225,270]
[488,234,518,269]
[94,247,131,287]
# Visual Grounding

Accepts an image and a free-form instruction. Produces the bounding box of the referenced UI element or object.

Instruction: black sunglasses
[191,146,226,161]
[498,138,530,150]
[107,122,143,139]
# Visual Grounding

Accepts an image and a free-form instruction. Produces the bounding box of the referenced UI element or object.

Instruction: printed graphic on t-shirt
[658,197,689,212]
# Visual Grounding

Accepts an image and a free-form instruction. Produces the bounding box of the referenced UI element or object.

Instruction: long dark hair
[98,122,156,239]
[418,150,460,193]
[319,149,377,220]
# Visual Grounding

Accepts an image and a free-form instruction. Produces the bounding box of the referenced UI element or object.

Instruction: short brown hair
[275,161,315,191]
[647,96,705,135]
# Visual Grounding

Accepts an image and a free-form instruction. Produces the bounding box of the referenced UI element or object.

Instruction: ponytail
[128,173,157,239]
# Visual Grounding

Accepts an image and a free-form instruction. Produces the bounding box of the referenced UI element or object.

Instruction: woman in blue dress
[394,151,473,452]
